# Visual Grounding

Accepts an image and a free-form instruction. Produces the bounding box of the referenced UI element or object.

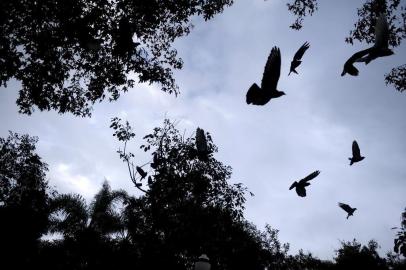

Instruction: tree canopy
[0,0,233,116]
[0,126,405,269]
[0,132,52,268]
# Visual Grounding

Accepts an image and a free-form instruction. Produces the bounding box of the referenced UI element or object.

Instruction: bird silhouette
[289,42,310,75]
[341,48,373,76]
[357,13,394,64]
[338,203,357,219]
[136,166,147,179]
[246,47,285,105]
[349,140,365,166]
[289,170,320,197]
[341,13,393,76]
[196,127,210,161]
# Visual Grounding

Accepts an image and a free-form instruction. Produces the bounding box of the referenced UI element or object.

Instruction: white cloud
[50,163,99,199]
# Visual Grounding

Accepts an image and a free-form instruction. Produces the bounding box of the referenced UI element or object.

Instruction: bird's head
[278,91,286,97]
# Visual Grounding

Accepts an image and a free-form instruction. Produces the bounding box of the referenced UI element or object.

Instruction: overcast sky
[1,0,405,260]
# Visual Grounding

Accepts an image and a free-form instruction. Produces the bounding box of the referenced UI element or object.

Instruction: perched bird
[136,166,147,179]
[196,127,210,161]
[289,42,310,75]
[349,140,365,166]
[341,13,394,76]
[289,170,320,197]
[246,47,285,105]
[338,203,357,219]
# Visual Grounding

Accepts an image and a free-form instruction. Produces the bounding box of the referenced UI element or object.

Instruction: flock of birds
[245,13,393,220]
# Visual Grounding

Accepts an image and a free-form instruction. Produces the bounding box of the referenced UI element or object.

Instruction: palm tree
[49,180,128,239]
[46,181,129,269]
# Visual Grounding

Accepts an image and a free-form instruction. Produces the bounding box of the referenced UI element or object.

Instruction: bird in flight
[289,170,320,197]
[357,13,394,64]
[341,48,373,76]
[289,42,310,75]
[341,13,393,76]
[349,140,365,166]
[338,203,357,219]
[246,47,285,105]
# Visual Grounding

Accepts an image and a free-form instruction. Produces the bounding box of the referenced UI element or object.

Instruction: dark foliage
[334,239,389,270]
[287,0,318,30]
[385,64,406,92]
[345,0,405,47]
[0,0,233,116]
[1,129,406,269]
[0,132,52,268]
[394,207,406,256]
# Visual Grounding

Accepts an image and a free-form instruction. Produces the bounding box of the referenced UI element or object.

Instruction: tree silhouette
[0,0,233,116]
[394,207,406,256]
[2,129,406,269]
[334,239,389,270]
[111,118,316,269]
[287,0,318,30]
[0,132,52,268]
[43,181,128,269]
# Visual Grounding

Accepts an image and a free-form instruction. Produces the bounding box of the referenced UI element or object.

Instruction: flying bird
[357,13,394,64]
[289,42,310,75]
[341,48,373,76]
[246,47,285,105]
[349,140,365,166]
[338,203,357,219]
[289,170,320,197]
[341,13,394,76]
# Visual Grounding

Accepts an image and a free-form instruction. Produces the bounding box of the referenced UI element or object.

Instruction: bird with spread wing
[289,170,320,197]
[289,42,310,75]
[342,13,394,76]
[349,140,365,166]
[246,47,285,105]
[338,203,357,219]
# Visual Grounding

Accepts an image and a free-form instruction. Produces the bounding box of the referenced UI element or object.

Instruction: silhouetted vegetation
[1,127,405,269]
[0,0,233,116]
[0,132,52,268]
[2,1,404,118]
[287,0,318,30]
[394,207,406,256]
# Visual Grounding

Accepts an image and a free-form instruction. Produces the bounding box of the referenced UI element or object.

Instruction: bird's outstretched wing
[375,13,389,49]
[342,48,373,75]
[348,48,374,64]
[338,202,352,213]
[261,47,281,91]
[289,181,297,190]
[299,170,320,183]
[352,140,361,158]
[294,42,310,61]
[246,83,262,104]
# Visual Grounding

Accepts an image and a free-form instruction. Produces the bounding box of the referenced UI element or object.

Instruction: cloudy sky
[1,0,405,259]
